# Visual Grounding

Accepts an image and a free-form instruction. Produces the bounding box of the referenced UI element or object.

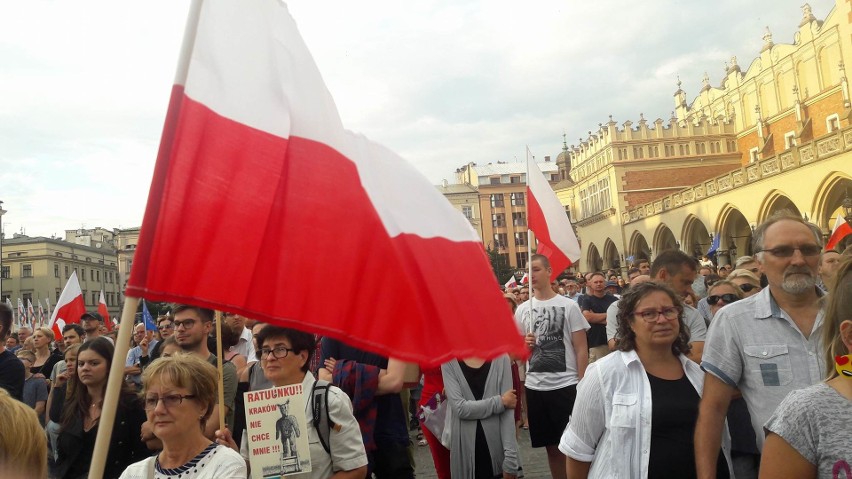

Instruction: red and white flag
[527,153,581,280]
[826,214,851,251]
[37,300,45,327]
[26,299,36,328]
[47,271,86,340]
[504,276,518,289]
[98,291,112,331]
[125,0,525,366]
[520,272,529,285]
[17,298,26,328]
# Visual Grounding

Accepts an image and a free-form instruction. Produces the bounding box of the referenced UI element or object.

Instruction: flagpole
[89,296,138,479]
[526,147,534,335]
[214,311,226,432]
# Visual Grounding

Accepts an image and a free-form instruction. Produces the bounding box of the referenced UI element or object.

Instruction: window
[510,176,521,184]
[579,188,590,219]
[81,269,86,281]
[749,147,760,163]
[490,194,504,208]
[462,205,473,220]
[21,264,32,278]
[826,114,840,133]
[633,146,644,159]
[651,146,659,158]
[697,143,706,154]
[54,263,60,278]
[492,213,506,227]
[490,177,500,185]
[514,232,527,246]
[512,212,527,226]
[65,266,70,279]
[784,131,796,149]
[0,266,9,279]
[664,144,675,157]
[599,178,611,210]
[516,252,528,268]
[493,233,508,249]
[22,293,32,304]
[727,140,737,152]
[511,192,525,206]
[679,143,690,155]
[91,292,98,305]
[497,253,509,267]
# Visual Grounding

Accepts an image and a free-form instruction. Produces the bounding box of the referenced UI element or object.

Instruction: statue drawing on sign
[276,400,301,468]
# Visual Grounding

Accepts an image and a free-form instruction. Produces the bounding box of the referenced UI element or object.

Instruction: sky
[0,0,835,238]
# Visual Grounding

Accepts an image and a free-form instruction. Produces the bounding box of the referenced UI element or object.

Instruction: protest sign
[244,383,312,478]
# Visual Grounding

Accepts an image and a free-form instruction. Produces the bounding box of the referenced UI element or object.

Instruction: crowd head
[615,281,691,356]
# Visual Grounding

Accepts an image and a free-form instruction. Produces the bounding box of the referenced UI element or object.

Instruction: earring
[835,355,852,378]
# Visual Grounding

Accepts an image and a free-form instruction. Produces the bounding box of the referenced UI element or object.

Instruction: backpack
[310,379,335,455]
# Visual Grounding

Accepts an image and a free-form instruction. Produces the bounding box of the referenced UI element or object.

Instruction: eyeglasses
[738,284,758,293]
[158,324,174,331]
[707,294,740,305]
[144,394,196,410]
[633,307,680,322]
[758,245,821,257]
[260,346,295,359]
[173,319,197,329]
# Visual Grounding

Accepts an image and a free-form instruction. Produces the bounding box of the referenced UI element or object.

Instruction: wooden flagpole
[526,147,534,335]
[88,296,138,479]
[214,311,226,432]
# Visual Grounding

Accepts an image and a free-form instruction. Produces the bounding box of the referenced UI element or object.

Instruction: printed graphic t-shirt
[515,295,590,391]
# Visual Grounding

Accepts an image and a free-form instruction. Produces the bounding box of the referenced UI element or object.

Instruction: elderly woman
[726,269,762,298]
[759,257,852,478]
[120,353,246,478]
[218,326,367,479]
[55,338,148,479]
[560,282,732,478]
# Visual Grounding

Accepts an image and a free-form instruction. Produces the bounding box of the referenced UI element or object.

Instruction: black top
[458,360,493,479]
[31,349,63,378]
[647,372,729,479]
[578,293,618,347]
[0,349,25,400]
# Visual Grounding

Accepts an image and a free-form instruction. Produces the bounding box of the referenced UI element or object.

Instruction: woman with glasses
[120,353,246,478]
[706,281,745,319]
[54,338,148,479]
[217,326,367,479]
[759,256,852,478]
[561,282,732,478]
[726,269,762,298]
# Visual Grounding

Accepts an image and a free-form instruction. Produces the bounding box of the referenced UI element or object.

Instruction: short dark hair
[650,249,698,278]
[254,326,316,372]
[0,303,11,339]
[614,282,691,356]
[636,258,650,266]
[171,304,214,323]
[627,267,641,277]
[62,323,85,338]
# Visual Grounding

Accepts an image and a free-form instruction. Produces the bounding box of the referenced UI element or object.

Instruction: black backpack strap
[310,379,334,455]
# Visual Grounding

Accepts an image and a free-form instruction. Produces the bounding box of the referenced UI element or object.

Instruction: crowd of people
[0,210,849,478]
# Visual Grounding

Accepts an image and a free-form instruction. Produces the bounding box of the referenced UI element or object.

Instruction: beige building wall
[1,236,122,320]
[114,227,140,303]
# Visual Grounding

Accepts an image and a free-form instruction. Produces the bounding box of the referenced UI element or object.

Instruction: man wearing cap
[80,312,113,344]
[604,280,621,298]
[577,272,618,363]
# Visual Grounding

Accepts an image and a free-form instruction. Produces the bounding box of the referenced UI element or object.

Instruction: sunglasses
[707,294,740,306]
[739,284,758,292]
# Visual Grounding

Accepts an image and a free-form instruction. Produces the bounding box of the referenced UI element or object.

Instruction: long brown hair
[60,338,134,432]
[824,256,852,380]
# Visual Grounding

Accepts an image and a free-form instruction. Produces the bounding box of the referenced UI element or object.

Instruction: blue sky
[0,0,834,237]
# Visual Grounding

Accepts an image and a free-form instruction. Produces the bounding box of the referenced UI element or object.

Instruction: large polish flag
[125,0,526,366]
[48,271,86,339]
[98,291,112,332]
[527,155,581,280]
[826,215,852,251]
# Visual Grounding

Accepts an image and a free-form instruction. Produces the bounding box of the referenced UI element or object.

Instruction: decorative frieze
[816,137,841,157]
[780,152,795,170]
[706,181,717,195]
[760,157,780,176]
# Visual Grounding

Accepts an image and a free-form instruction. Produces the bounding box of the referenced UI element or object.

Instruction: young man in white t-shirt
[515,254,589,479]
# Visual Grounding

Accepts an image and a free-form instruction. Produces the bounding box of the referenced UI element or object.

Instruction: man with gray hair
[695,211,826,478]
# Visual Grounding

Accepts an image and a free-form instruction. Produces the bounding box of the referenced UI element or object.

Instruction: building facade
[556,1,852,271]
[1,235,122,320]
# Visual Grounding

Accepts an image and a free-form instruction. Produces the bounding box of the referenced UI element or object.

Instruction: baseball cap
[81,312,104,322]
[605,281,620,288]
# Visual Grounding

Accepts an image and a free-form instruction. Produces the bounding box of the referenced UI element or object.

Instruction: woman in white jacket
[560,282,732,479]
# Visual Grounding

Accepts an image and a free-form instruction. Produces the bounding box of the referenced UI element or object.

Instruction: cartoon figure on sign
[276,400,301,470]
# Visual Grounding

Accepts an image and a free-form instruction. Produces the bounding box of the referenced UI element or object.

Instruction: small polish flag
[47,271,86,339]
[504,276,518,289]
[98,291,112,331]
[520,273,529,285]
[825,215,852,251]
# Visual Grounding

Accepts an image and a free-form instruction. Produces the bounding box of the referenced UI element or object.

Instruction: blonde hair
[0,388,48,478]
[142,353,218,428]
[34,326,55,342]
[15,349,35,363]
[727,269,760,285]
[824,257,852,380]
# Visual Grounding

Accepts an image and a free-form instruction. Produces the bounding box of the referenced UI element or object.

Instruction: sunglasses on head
[707,294,740,306]
[739,284,758,292]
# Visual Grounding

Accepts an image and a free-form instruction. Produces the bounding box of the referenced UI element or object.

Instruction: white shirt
[230,326,257,363]
[120,444,246,479]
[559,350,732,478]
